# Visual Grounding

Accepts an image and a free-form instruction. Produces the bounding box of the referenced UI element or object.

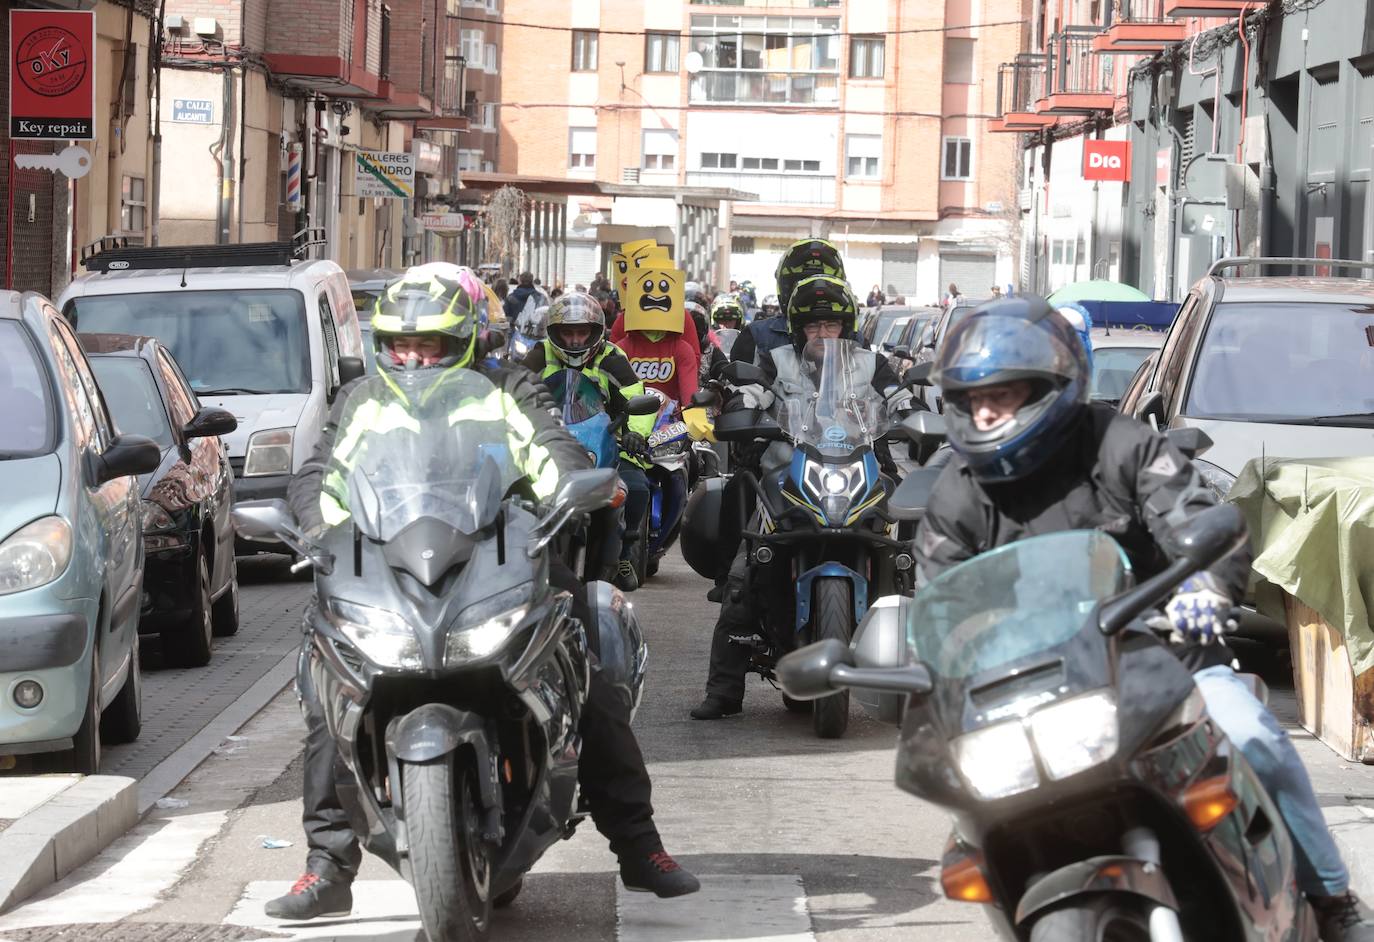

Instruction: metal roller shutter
[880,246,919,299]
[565,239,598,289]
[939,251,997,297]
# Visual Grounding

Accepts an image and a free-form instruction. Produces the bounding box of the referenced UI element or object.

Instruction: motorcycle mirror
[232,499,301,544]
[1172,502,1247,570]
[690,388,718,408]
[777,639,852,700]
[901,410,947,444]
[1164,426,1214,460]
[625,394,661,416]
[902,361,935,388]
[554,468,620,516]
[888,466,942,522]
[722,361,767,387]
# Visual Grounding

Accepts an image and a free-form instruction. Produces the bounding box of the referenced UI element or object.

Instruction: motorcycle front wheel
[810,577,852,739]
[404,758,493,942]
[1028,895,1155,942]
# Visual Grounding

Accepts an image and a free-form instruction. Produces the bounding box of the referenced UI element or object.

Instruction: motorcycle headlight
[951,721,1039,800]
[1195,460,1237,502]
[446,582,534,665]
[330,599,422,670]
[0,516,73,596]
[1028,690,1119,781]
[244,427,294,477]
[802,458,866,523]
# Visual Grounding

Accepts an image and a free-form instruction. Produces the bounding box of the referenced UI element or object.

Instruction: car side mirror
[882,341,895,353]
[183,406,237,440]
[96,433,161,484]
[625,394,661,416]
[892,344,911,360]
[1164,426,1213,460]
[338,356,365,387]
[1135,390,1165,429]
[722,361,767,387]
[903,361,935,388]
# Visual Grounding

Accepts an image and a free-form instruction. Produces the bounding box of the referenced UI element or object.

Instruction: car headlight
[1195,460,1237,502]
[244,427,293,477]
[330,598,422,670]
[446,582,534,665]
[142,500,175,532]
[0,517,73,596]
[1028,690,1119,781]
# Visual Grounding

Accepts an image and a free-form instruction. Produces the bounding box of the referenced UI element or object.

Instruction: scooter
[779,501,1319,941]
[232,370,646,942]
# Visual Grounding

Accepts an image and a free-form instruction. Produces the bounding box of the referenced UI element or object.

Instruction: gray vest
[769,344,877,404]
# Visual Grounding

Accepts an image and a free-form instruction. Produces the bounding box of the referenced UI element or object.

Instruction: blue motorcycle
[637,391,690,582]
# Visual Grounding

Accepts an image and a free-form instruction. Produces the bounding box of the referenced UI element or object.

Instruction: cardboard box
[1285,593,1374,764]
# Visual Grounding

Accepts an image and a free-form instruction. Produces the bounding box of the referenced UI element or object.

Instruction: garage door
[939,251,997,299]
[880,246,919,301]
[565,239,599,289]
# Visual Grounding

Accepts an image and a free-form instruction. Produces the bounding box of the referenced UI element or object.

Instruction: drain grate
[0,923,289,941]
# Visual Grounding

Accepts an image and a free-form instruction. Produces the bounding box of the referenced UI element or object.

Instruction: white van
[58,241,364,543]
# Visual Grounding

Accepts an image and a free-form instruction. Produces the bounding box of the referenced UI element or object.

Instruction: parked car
[857,305,914,351]
[1122,257,1374,639]
[0,292,161,772]
[1088,327,1164,405]
[80,334,240,667]
[884,308,941,379]
[58,240,365,553]
[347,268,398,375]
[911,299,989,411]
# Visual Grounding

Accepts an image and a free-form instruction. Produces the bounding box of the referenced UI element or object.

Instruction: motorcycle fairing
[1014,854,1180,926]
[795,562,868,633]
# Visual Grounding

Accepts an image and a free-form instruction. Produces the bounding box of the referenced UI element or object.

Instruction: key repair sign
[9,10,95,140]
[355,149,416,199]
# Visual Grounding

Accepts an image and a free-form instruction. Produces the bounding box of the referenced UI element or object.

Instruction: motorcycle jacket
[288,366,591,534]
[729,314,791,366]
[913,402,1252,671]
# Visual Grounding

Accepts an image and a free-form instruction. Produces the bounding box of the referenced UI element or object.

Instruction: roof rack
[1207,257,1374,277]
[80,226,330,273]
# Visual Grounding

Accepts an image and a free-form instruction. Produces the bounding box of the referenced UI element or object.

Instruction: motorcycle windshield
[514,306,547,341]
[907,531,1131,678]
[553,369,608,426]
[779,338,888,454]
[325,371,525,541]
[716,327,740,357]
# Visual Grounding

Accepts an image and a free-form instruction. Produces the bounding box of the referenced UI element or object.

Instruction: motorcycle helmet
[785,274,858,350]
[685,301,711,355]
[546,292,607,368]
[684,281,709,308]
[372,263,485,374]
[933,295,1090,483]
[710,294,744,330]
[774,238,846,312]
[761,294,781,317]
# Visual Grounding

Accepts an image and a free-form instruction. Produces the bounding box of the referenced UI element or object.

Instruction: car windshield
[69,289,309,395]
[907,530,1131,677]
[0,321,55,457]
[778,338,889,452]
[881,318,911,346]
[89,357,174,449]
[1186,301,1374,422]
[1092,346,1155,401]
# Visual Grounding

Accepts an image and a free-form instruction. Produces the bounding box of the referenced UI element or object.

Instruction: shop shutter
[880,245,919,300]
[939,251,997,298]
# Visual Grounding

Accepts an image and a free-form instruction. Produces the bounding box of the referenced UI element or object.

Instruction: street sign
[9,10,96,140]
[355,149,416,199]
[420,212,468,233]
[172,98,215,124]
[1082,139,1130,183]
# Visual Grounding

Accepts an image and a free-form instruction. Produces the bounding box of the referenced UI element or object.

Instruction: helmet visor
[935,312,1081,393]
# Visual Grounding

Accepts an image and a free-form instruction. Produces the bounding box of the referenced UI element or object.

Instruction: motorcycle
[702,339,916,738]
[231,370,646,942]
[502,304,548,366]
[635,390,690,582]
[715,327,741,358]
[778,502,1320,941]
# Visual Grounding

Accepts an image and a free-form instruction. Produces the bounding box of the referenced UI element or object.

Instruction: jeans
[618,461,650,562]
[1194,664,1349,897]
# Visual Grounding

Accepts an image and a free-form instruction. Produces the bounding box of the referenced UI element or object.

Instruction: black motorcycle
[233,370,646,942]
[779,502,1319,941]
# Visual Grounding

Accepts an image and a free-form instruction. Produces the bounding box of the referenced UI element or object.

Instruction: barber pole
[286,143,303,211]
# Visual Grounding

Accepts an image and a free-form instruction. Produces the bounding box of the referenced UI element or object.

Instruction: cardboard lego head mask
[611,240,673,296]
[625,268,685,333]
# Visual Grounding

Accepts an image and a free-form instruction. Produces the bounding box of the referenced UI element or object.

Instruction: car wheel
[164,548,213,668]
[211,550,240,637]
[100,632,142,744]
[58,657,102,774]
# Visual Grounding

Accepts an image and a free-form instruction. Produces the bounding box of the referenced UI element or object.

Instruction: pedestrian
[990,285,1002,299]
[503,271,540,321]
[493,277,509,302]
[865,284,885,308]
[943,283,963,310]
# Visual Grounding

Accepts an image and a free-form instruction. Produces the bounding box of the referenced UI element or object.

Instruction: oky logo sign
[1082,139,1130,183]
[9,10,95,140]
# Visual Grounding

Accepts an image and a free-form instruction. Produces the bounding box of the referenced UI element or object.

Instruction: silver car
[0,292,160,772]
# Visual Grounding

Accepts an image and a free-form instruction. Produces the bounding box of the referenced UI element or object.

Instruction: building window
[642,129,678,171]
[572,30,598,72]
[688,14,840,105]
[484,42,498,74]
[461,29,483,65]
[845,134,880,179]
[849,36,884,79]
[456,149,484,172]
[645,31,680,73]
[121,176,146,235]
[699,151,737,169]
[731,236,755,254]
[943,37,975,85]
[783,158,820,171]
[569,127,597,169]
[942,136,972,180]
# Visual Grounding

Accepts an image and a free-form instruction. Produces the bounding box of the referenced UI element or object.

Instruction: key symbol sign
[14,145,92,179]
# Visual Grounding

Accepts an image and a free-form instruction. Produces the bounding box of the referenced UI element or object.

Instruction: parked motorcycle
[778,502,1320,940]
[231,370,646,942]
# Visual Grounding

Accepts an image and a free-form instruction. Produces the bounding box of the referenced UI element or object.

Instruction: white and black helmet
[546,291,607,367]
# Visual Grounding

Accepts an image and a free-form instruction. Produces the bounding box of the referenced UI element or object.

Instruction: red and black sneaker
[263,871,353,920]
[619,847,701,898]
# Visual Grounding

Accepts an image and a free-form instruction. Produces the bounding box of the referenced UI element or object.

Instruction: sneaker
[264,872,353,920]
[619,848,700,898]
[690,696,742,720]
[1313,892,1374,942]
[613,560,640,592]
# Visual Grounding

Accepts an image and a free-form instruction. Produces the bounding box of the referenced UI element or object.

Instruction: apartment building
[496,0,1028,300]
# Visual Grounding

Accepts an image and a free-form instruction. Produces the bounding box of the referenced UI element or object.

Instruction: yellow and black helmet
[371,263,484,374]
[786,274,858,345]
[774,238,846,312]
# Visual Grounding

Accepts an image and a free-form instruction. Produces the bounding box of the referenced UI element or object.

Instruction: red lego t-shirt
[615,331,699,407]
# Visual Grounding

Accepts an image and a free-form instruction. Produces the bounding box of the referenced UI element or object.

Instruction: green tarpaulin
[1229,457,1374,674]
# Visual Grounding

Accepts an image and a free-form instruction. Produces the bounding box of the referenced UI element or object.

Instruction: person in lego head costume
[613,266,699,409]
[608,240,700,355]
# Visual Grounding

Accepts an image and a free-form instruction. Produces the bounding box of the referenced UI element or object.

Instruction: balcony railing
[1094,0,1186,53]
[688,72,839,106]
[1047,28,1114,96]
[379,6,391,81]
[1105,0,1171,25]
[996,54,1046,116]
[685,170,834,205]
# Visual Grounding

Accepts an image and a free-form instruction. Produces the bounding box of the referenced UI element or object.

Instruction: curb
[0,775,137,913]
[1329,798,1374,901]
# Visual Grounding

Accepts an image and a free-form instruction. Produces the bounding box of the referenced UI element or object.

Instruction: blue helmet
[933,296,1090,483]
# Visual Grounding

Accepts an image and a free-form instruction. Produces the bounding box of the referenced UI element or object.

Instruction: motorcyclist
[731,238,846,366]
[914,296,1373,942]
[691,275,909,719]
[523,291,655,592]
[710,294,744,333]
[760,294,781,318]
[266,268,699,922]
[687,300,729,386]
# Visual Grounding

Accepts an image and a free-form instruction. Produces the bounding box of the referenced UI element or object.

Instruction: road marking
[617,874,814,942]
[227,881,421,938]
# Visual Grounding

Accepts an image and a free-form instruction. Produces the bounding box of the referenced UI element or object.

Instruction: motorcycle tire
[1028,895,1154,942]
[493,878,523,910]
[632,511,651,585]
[810,577,852,739]
[403,758,493,942]
[647,553,661,578]
[782,694,810,714]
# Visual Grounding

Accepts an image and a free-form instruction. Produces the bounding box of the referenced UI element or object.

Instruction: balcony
[1163,0,1253,15]
[688,72,839,106]
[685,170,834,206]
[991,54,1056,133]
[1093,0,1187,53]
[1040,29,1115,114]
